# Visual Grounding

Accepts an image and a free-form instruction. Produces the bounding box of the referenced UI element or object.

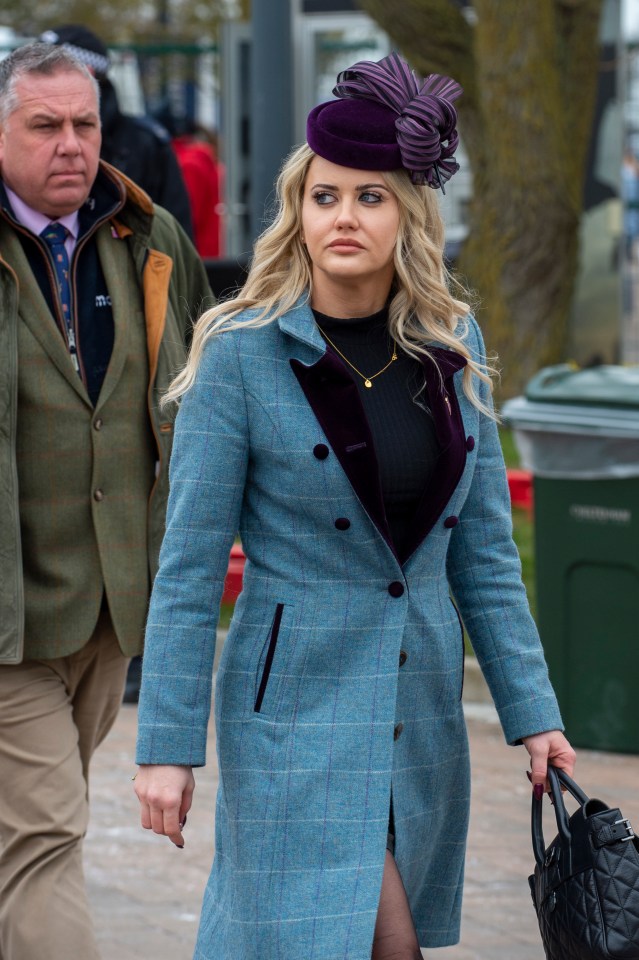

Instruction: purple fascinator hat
[307,52,462,192]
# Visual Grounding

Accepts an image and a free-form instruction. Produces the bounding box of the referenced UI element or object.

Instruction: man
[40,23,194,237]
[40,26,197,705]
[0,43,211,959]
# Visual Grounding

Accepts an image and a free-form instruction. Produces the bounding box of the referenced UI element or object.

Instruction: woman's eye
[360,191,382,203]
[312,192,335,205]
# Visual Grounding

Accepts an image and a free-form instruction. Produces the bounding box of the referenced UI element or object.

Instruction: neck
[310,276,392,319]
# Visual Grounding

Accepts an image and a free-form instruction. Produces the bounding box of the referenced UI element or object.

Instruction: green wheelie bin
[502,364,639,753]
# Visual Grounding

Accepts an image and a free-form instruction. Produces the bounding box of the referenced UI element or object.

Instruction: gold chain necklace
[317,325,398,388]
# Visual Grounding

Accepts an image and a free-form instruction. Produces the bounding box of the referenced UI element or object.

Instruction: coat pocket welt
[449,597,465,700]
[254,603,285,713]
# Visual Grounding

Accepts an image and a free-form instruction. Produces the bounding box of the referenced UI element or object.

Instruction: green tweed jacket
[0,162,213,663]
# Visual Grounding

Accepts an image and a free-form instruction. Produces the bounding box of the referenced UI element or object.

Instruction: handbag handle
[531,765,589,868]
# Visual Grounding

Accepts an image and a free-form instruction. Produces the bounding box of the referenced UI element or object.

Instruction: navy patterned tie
[40,222,80,374]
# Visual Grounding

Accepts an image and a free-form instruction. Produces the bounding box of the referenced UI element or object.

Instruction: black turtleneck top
[313,306,441,559]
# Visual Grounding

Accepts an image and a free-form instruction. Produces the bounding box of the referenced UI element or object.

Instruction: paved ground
[86,661,639,960]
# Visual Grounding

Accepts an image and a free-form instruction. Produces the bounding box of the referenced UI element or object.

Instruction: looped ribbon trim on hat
[333,52,462,190]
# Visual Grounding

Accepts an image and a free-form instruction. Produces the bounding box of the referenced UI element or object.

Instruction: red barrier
[222,470,533,603]
[507,468,533,513]
[222,544,246,603]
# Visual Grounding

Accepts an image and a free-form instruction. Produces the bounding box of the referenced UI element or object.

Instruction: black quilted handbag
[529,765,639,959]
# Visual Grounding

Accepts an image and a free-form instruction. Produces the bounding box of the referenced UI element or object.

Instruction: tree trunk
[358,0,604,396]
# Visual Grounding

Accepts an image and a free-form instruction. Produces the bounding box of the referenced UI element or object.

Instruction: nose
[334,198,359,229]
[57,123,82,155]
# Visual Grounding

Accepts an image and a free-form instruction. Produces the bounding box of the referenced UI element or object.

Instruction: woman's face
[301,155,400,303]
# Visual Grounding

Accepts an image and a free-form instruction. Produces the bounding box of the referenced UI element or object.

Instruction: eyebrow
[29,110,98,122]
[310,181,389,191]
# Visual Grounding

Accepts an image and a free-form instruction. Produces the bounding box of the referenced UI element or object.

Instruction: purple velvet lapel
[290,342,469,565]
[399,347,468,563]
[290,351,396,556]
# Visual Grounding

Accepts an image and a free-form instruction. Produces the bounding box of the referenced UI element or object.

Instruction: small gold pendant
[364,379,372,388]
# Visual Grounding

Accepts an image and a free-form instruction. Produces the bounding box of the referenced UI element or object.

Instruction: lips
[329,239,363,249]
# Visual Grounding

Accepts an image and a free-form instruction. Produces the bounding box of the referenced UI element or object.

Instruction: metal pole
[250,0,295,241]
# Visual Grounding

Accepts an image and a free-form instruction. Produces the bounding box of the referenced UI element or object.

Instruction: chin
[47,192,90,217]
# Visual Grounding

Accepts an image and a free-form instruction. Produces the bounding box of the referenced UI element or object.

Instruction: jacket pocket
[254,603,284,713]
[450,597,465,700]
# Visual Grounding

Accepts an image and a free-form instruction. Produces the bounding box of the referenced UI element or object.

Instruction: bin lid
[501,395,639,436]
[524,363,639,408]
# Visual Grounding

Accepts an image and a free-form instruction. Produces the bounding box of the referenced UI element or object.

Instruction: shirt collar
[4,185,80,241]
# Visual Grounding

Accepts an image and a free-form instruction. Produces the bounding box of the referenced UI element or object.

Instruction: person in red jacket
[172,120,225,258]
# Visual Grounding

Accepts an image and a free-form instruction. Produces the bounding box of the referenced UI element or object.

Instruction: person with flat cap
[0,41,211,959]
[40,23,194,239]
[133,53,575,959]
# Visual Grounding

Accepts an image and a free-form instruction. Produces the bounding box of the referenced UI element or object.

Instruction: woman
[134,54,575,960]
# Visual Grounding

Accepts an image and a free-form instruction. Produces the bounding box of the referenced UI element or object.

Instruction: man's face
[0,68,101,218]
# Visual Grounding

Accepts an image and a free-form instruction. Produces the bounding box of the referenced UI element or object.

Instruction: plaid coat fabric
[136,301,563,958]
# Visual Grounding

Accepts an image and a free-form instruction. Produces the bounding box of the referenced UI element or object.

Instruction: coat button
[466,435,475,451]
[399,650,407,667]
[93,418,103,431]
[444,516,459,529]
[388,581,404,598]
[334,517,351,530]
[394,722,404,741]
[313,443,329,460]
[94,489,104,502]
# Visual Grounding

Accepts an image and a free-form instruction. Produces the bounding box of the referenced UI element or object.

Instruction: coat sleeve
[445,316,564,745]
[154,204,214,347]
[136,329,248,766]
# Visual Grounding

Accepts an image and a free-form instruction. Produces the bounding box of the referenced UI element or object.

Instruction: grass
[218,429,538,634]
[500,428,537,619]
[218,602,235,632]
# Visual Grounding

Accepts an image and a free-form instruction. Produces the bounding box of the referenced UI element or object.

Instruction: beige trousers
[0,609,129,960]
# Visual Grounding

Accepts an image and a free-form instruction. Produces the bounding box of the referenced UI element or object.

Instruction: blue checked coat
[136,300,563,958]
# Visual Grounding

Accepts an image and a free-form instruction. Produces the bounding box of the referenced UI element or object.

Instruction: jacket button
[466,435,475,451]
[313,443,329,460]
[334,517,351,530]
[94,489,104,502]
[399,650,407,667]
[393,722,404,741]
[444,516,459,529]
[93,418,103,431]
[388,581,404,598]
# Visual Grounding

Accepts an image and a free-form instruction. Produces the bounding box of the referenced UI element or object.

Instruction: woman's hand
[522,729,576,796]
[134,764,195,848]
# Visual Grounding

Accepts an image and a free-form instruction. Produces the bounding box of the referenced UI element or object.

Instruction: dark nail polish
[176,844,184,849]
[525,771,532,782]
[533,783,544,801]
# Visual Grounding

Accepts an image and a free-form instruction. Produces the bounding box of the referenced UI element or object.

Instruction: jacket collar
[284,295,470,564]
[277,296,325,355]
[277,294,469,373]
[0,166,127,244]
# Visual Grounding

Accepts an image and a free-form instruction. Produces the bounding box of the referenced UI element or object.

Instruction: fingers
[529,749,548,789]
[134,764,195,848]
[522,730,577,793]
[152,802,185,848]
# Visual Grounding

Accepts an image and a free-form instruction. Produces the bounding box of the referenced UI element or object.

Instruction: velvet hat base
[307,98,403,172]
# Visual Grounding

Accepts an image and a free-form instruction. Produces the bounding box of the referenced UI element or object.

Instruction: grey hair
[0,42,100,125]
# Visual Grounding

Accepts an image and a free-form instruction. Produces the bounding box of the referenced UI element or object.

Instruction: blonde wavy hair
[165,144,495,413]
